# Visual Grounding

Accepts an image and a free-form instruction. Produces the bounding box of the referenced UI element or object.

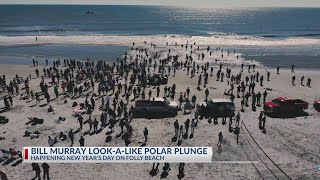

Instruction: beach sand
[0,44,320,180]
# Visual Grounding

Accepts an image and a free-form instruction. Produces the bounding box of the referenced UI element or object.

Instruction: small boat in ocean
[85,11,94,15]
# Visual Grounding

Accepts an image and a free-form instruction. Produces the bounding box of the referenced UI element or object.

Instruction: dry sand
[0,44,320,180]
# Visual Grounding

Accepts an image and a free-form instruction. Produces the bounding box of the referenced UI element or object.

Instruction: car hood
[264,101,278,108]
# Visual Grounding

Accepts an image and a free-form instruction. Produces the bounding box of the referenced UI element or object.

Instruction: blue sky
[0,0,320,8]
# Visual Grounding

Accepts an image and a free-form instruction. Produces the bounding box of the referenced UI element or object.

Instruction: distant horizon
[0,0,320,8]
[0,4,320,9]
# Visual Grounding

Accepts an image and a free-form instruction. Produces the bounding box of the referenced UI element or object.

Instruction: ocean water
[0,5,320,68]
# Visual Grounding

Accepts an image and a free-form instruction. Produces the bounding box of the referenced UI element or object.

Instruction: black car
[199,99,235,118]
[133,97,178,118]
[147,74,168,86]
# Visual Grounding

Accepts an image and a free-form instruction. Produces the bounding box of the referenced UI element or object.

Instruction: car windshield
[272,99,284,104]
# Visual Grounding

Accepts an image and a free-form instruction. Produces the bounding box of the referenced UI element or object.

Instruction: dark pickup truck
[264,97,308,115]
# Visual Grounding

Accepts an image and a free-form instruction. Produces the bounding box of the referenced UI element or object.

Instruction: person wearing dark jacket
[0,171,8,180]
[79,136,85,147]
[42,163,50,180]
[68,129,74,146]
[144,127,149,143]
[32,163,41,180]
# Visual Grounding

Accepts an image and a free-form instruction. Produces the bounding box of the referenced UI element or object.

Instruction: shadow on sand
[265,111,309,118]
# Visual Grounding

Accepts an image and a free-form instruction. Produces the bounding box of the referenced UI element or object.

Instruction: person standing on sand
[68,129,74,146]
[291,65,295,73]
[205,88,209,101]
[184,119,190,138]
[32,163,41,180]
[93,118,99,133]
[198,74,202,88]
[262,115,266,131]
[177,163,185,180]
[0,170,8,180]
[252,93,256,110]
[263,90,268,104]
[241,98,245,112]
[186,87,190,98]
[148,89,152,100]
[256,92,262,106]
[267,71,270,81]
[194,108,199,122]
[292,76,296,86]
[45,92,50,104]
[144,127,149,143]
[35,69,39,77]
[259,111,263,130]
[301,76,305,86]
[77,115,83,130]
[306,77,311,87]
[178,94,183,109]
[174,120,179,137]
[41,163,50,180]
[220,72,224,82]
[54,86,59,98]
[235,112,240,126]
[79,136,85,147]
[87,115,93,132]
[35,93,40,104]
[235,124,240,144]
[260,76,264,86]
[191,94,196,107]
[277,66,280,74]
[8,95,13,106]
[191,119,195,135]
[217,132,223,147]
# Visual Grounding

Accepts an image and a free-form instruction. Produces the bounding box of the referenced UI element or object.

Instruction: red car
[264,97,308,115]
[314,98,320,112]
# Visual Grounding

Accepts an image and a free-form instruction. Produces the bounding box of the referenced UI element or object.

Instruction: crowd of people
[0,40,312,179]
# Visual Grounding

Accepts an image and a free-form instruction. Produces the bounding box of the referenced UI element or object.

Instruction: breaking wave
[0,34,320,47]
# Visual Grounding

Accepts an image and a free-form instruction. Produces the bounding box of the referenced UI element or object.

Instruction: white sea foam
[0,34,319,47]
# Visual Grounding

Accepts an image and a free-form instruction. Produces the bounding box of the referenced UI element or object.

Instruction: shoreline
[1,35,320,69]
[1,51,320,70]
[1,34,320,47]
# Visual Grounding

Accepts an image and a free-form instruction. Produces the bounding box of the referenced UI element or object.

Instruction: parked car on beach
[133,97,178,118]
[147,74,168,86]
[198,99,235,118]
[314,98,320,112]
[264,97,308,115]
